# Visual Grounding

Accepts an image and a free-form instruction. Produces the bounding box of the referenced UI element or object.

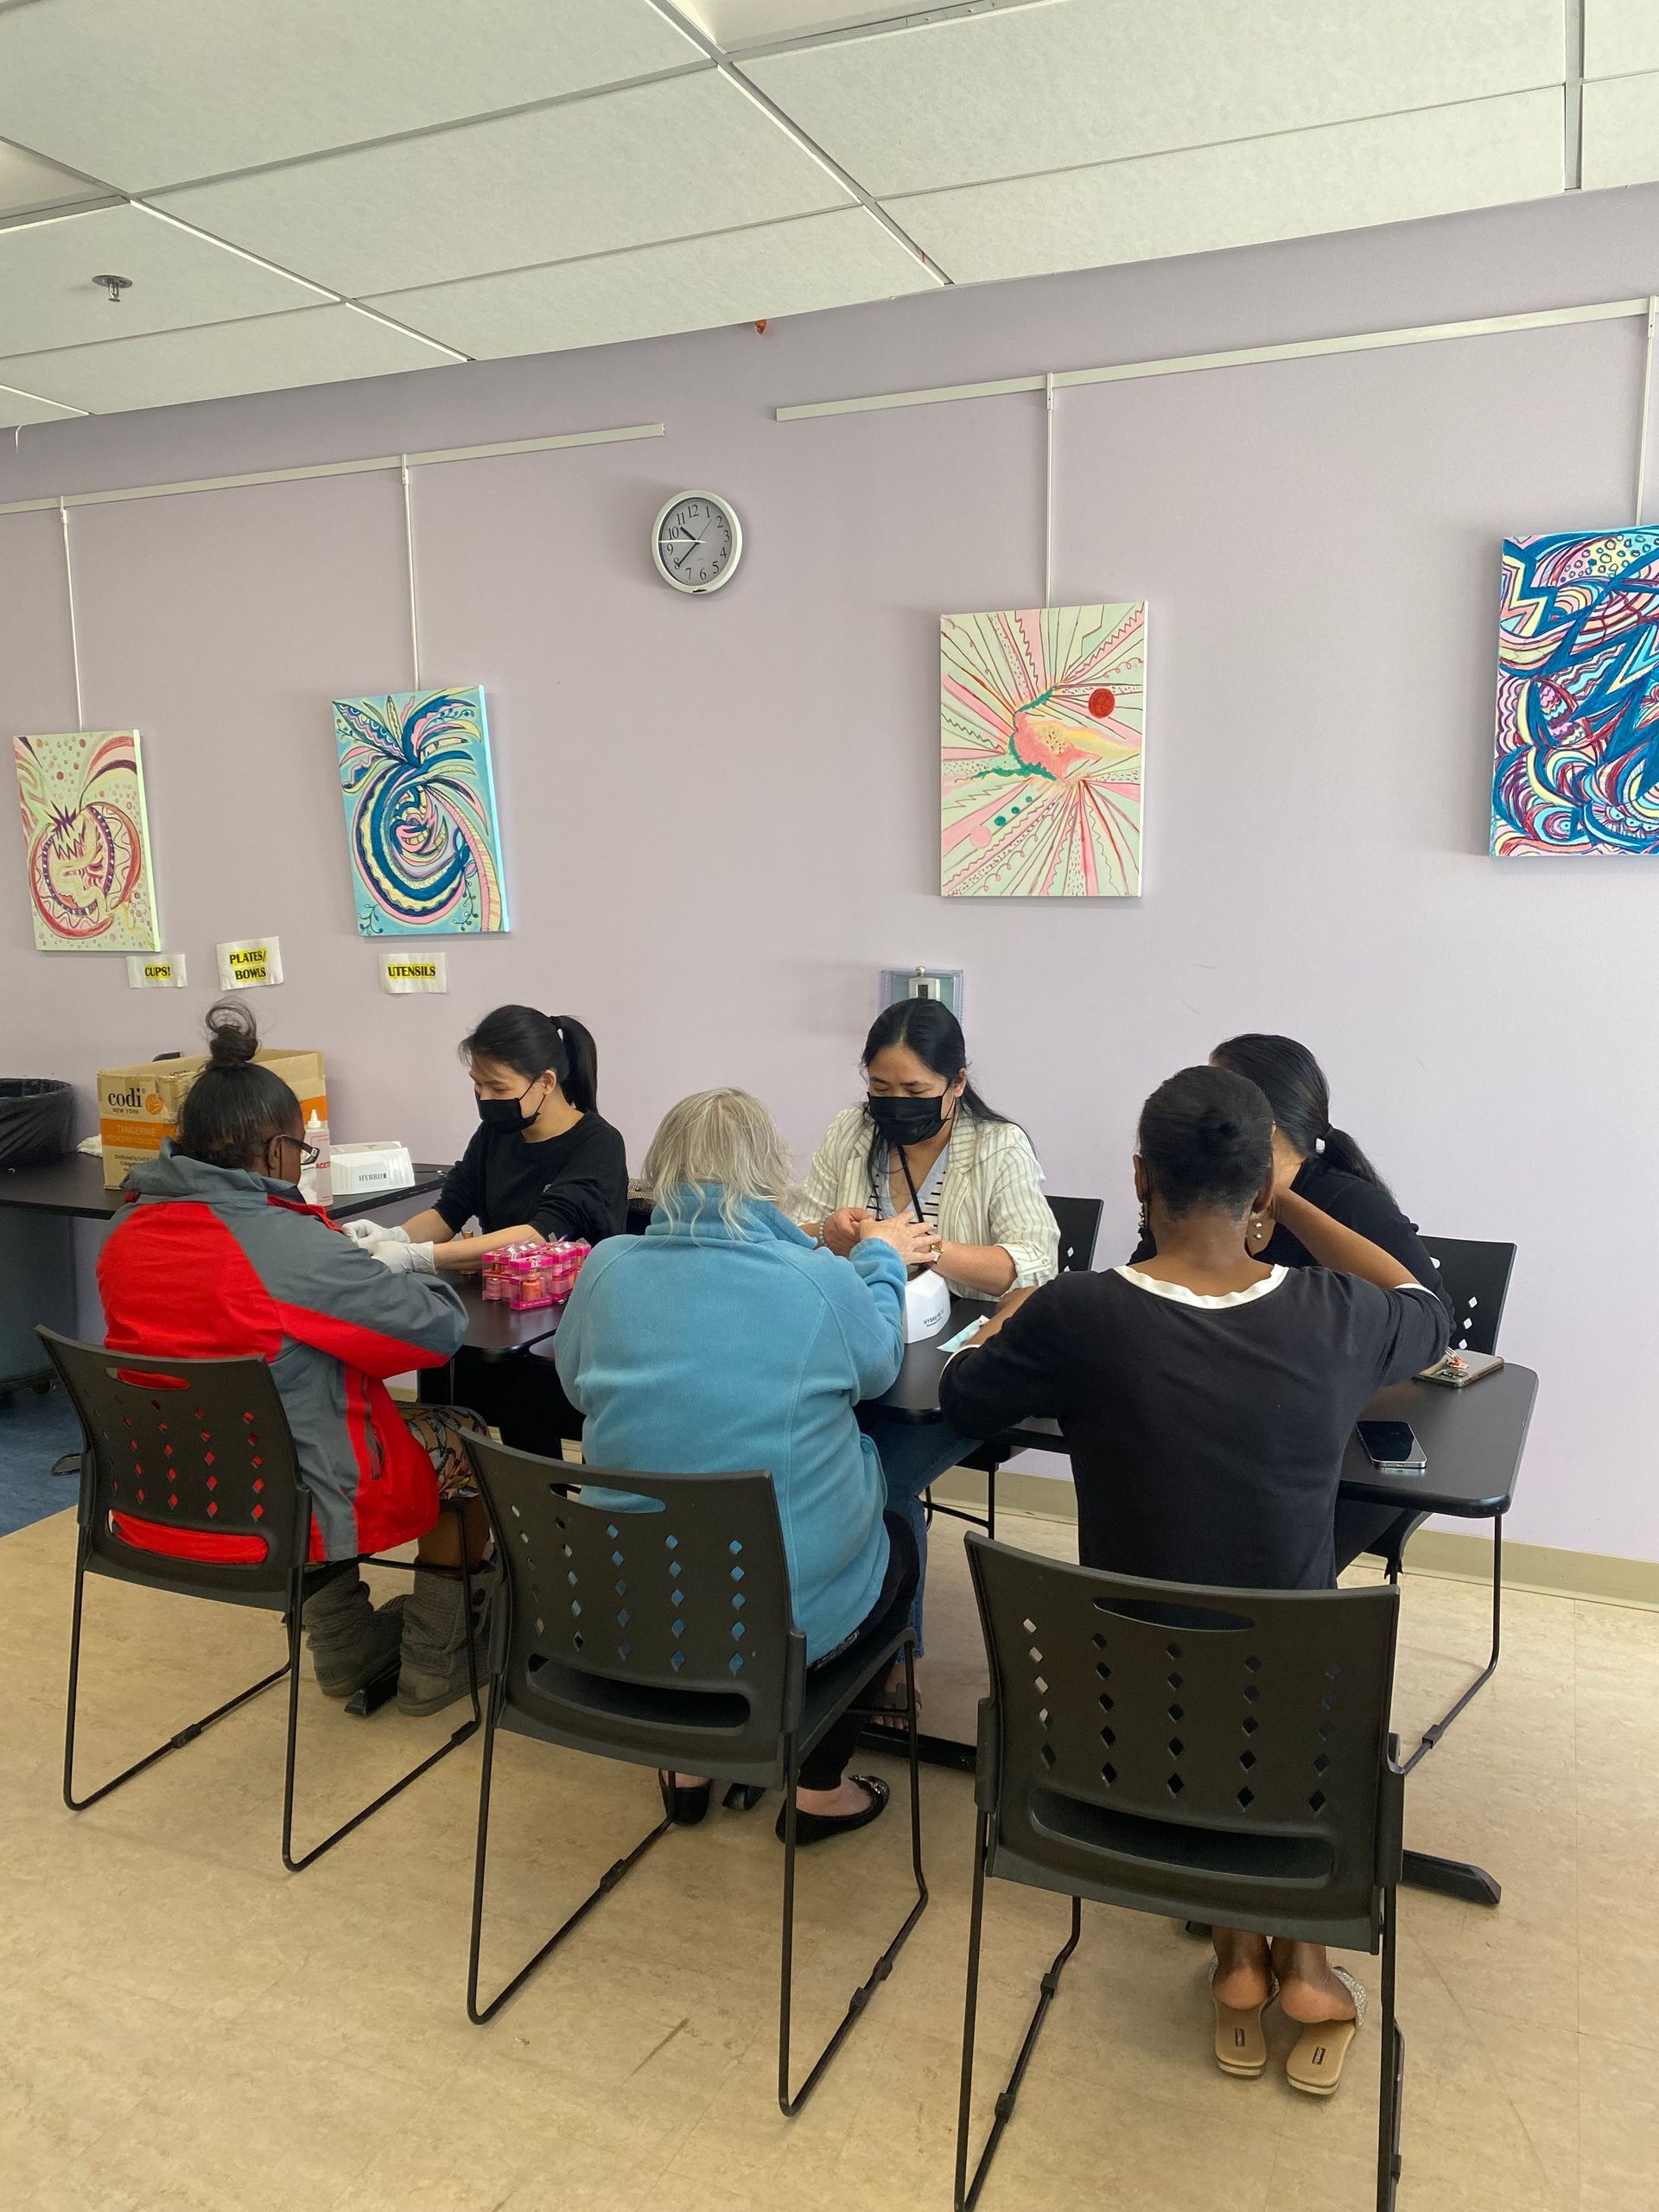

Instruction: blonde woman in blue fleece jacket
[554,1088,924,1844]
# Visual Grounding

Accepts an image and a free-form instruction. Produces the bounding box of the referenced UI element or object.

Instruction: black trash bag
[0,1078,74,1170]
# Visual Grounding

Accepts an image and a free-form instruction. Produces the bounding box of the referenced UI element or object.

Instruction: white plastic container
[299,1108,332,1205]
[328,1141,415,1198]
[902,1269,951,1343]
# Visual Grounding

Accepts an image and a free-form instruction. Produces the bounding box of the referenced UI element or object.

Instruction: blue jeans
[871,1421,977,1655]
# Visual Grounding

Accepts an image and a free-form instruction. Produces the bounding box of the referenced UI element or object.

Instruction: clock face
[652,492,741,594]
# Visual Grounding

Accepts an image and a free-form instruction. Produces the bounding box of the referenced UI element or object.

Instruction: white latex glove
[369,1239,435,1274]
[343,1219,410,1247]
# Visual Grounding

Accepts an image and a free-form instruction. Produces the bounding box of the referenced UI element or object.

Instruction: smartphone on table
[1357,1419,1427,1472]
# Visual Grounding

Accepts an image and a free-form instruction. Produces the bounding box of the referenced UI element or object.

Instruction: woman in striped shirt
[801,1000,1058,1660]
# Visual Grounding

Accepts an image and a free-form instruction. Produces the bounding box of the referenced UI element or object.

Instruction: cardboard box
[98,1049,327,1187]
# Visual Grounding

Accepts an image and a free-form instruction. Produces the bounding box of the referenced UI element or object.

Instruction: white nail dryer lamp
[903,1268,951,1343]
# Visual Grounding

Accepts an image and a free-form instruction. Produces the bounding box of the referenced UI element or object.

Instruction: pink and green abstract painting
[941,603,1146,898]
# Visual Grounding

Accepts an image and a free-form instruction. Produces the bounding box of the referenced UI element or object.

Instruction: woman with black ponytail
[1206,1034,1441,1297]
[384,1006,627,1273]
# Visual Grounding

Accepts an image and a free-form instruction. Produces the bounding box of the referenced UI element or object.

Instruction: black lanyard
[872,1137,928,1224]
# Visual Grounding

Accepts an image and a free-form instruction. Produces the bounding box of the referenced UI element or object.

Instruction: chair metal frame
[955,1537,1406,2212]
[925,1194,1104,1547]
[1380,1235,1517,1773]
[41,1326,480,1873]
[461,1434,928,2114]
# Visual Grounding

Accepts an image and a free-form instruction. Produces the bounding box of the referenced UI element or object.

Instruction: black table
[865,1298,1538,1909]
[416,1272,564,1405]
[0,1149,451,1225]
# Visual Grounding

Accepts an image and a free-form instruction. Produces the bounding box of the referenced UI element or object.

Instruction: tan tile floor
[2,1500,1654,2212]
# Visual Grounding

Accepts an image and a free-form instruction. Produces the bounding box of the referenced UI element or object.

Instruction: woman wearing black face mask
[802,1000,1058,1299]
[800,1000,1058,1664]
[383,1006,628,1274]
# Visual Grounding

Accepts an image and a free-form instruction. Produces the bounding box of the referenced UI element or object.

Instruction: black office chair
[39,1326,480,1872]
[461,1434,928,2114]
[1358,1236,1517,1766]
[957,1537,1405,2212]
[928,1195,1103,1543]
[1421,1236,1516,1357]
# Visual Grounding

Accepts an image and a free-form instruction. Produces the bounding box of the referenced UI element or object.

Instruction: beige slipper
[1207,1959,1279,2078]
[1284,1965,1367,2096]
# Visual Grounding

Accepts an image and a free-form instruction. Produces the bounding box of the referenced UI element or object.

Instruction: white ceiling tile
[1584,0,1659,79]
[0,304,453,416]
[0,140,105,219]
[155,72,853,298]
[887,90,1564,285]
[747,0,1565,196]
[0,380,85,428]
[0,1,701,196]
[0,204,331,356]
[1581,71,1659,186]
[365,207,939,358]
[684,3,918,42]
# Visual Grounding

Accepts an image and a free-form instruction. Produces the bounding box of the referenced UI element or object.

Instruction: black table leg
[1401,1848,1501,1907]
[860,1724,975,1772]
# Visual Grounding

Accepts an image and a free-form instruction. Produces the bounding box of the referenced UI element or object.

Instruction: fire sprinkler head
[92,274,132,303]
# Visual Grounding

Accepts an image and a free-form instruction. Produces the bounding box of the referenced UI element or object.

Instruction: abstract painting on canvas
[14,730,161,951]
[942,603,1146,897]
[1492,529,1659,856]
[334,687,510,935]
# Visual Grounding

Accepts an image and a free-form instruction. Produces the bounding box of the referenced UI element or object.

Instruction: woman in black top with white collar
[942,1065,1448,2095]
[1135,1033,1446,1570]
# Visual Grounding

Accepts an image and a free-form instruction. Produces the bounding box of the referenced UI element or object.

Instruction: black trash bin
[0,1079,77,1395]
[0,1078,74,1171]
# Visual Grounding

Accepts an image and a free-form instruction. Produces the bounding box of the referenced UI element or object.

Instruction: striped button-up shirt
[799,1104,1060,1297]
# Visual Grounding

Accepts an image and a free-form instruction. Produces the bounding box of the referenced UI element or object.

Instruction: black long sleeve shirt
[940,1265,1448,1590]
[436,1112,628,1245]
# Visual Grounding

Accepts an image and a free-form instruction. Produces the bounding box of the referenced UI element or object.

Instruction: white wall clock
[652,490,742,594]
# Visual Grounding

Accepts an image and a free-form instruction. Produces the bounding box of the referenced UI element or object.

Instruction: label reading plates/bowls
[378,949,448,995]
[127,953,186,988]
[217,936,283,989]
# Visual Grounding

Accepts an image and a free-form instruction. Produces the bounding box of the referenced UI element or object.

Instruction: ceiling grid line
[1564,0,1586,187]
[645,0,955,283]
[867,79,1578,216]
[0,0,1630,424]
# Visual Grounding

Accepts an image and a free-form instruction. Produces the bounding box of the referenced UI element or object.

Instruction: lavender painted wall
[3,188,1656,1562]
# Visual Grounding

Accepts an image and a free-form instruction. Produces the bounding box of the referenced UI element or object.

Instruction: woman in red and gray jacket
[98,1002,486,1714]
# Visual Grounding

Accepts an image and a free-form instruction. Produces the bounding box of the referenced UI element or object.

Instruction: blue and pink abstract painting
[1491,529,1659,856]
[333,687,509,935]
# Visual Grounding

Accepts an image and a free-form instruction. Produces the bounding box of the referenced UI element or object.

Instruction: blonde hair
[640,1089,798,1236]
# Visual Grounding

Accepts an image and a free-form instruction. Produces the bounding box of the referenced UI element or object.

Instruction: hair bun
[203,997,260,1067]
[1195,1105,1243,1148]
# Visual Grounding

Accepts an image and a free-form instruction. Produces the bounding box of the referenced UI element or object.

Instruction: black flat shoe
[658,1771,711,1827]
[775,1774,889,1847]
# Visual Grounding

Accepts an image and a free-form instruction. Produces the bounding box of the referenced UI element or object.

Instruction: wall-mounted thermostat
[880,967,963,1020]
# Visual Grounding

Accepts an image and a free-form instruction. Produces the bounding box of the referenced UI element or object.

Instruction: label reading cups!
[126,954,186,988]
[216,936,283,990]
[378,949,448,995]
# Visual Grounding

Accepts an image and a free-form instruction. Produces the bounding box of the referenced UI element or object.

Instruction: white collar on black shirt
[1113,1263,1288,1309]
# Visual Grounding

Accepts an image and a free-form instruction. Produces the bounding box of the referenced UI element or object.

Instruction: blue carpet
[0,1380,81,1536]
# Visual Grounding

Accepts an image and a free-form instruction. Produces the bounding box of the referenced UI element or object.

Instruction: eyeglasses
[277,1135,320,1168]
